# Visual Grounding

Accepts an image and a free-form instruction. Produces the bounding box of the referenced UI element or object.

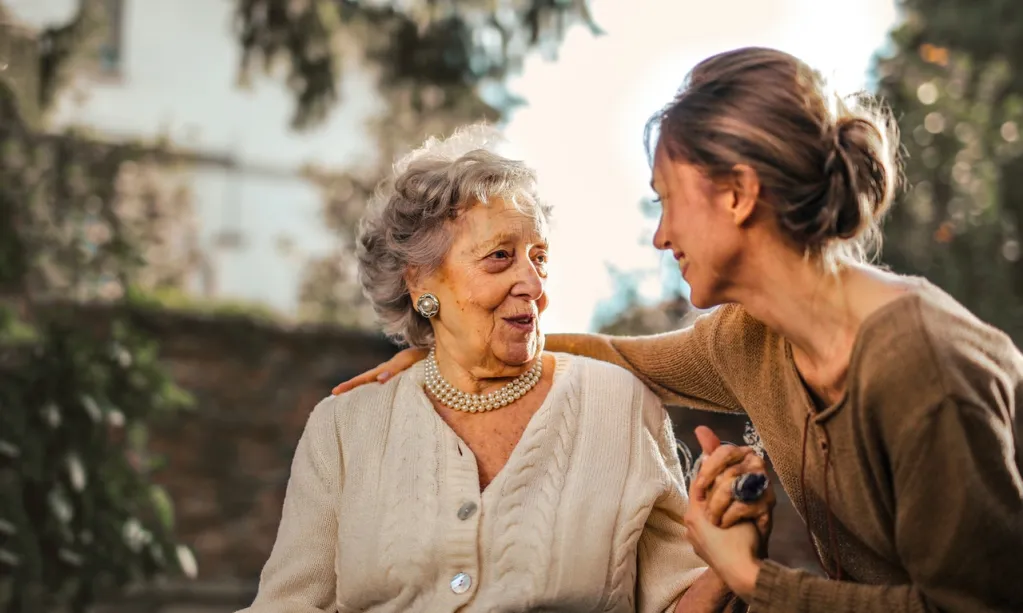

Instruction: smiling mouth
[504,314,536,329]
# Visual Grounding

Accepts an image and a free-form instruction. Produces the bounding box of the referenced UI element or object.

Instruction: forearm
[546,322,744,414]
[675,570,735,613]
[546,332,687,404]
[546,333,624,363]
[750,561,931,613]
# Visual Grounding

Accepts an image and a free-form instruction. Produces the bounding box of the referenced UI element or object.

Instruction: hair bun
[819,113,896,243]
[649,47,901,263]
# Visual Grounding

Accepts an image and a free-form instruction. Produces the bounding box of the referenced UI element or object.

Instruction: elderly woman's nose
[512,258,545,298]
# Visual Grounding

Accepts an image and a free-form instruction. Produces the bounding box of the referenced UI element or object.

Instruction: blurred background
[0,0,1020,611]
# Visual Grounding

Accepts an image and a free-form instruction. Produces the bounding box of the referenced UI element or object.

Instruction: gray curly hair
[357,125,553,348]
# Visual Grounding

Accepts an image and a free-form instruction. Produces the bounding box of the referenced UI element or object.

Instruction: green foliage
[125,286,284,324]
[876,0,1023,343]
[0,7,194,609]
[0,315,193,613]
[234,0,601,129]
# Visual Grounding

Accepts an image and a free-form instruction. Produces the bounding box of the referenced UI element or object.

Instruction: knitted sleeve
[546,306,745,413]
[238,397,340,613]
[635,385,710,613]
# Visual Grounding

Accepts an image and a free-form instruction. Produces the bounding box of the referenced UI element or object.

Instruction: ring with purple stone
[731,472,769,503]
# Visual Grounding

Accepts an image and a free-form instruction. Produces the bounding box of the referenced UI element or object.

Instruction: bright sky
[503,0,898,333]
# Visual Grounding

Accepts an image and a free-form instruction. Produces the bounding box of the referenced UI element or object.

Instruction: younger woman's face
[650,144,747,309]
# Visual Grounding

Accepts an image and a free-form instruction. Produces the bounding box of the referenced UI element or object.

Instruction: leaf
[149,485,174,531]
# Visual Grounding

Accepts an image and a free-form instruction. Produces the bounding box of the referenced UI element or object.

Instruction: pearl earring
[415,293,440,318]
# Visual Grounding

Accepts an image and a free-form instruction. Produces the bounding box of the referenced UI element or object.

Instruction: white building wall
[5,0,381,314]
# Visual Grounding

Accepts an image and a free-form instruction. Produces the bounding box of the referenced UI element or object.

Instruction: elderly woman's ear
[406,269,441,320]
[404,267,422,294]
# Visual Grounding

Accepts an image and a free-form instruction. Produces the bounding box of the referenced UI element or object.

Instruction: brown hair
[647,47,901,263]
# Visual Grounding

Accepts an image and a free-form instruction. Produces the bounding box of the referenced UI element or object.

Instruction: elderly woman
[239,127,746,613]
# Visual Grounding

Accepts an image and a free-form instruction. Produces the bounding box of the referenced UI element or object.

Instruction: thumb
[694,425,722,456]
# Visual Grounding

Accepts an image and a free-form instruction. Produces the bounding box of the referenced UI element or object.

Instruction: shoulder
[694,304,778,366]
[552,353,669,434]
[330,369,407,412]
[554,352,651,398]
[306,367,414,440]
[854,280,1023,418]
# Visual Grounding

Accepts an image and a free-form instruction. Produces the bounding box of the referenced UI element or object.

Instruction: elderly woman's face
[423,197,549,368]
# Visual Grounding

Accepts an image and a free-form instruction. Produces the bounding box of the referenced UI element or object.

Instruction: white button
[450,572,472,594]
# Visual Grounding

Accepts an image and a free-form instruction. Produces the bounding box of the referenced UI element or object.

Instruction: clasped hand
[683,426,776,602]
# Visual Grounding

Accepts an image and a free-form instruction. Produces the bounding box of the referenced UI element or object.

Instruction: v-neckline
[781,280,926,423]
[410,354,567,498]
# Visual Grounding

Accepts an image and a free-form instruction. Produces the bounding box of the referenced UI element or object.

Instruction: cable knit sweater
[239,354,707,613]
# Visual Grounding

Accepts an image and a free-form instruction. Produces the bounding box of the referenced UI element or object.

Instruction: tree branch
[37,0,104,112]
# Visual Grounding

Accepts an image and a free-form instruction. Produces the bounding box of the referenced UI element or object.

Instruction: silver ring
[731,472,769,503]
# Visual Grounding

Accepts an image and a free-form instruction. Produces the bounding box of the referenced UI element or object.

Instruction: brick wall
[79,306,816,611]
[81,306,397,611]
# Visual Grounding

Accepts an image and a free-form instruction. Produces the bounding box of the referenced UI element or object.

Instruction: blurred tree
[234,0,602,130]
[875,0,1023,344]
[233,0,602,328]
[0,2,195,610]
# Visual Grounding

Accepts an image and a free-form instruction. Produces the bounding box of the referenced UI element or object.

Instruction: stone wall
[81,306,815,611]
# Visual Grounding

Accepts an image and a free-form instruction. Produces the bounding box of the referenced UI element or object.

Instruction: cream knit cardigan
[239,354,706,613]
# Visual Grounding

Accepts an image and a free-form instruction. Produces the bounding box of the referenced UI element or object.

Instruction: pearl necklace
[424,348,542,412]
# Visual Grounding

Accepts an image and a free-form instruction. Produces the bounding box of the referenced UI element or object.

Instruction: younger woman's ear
[728,164,761,226]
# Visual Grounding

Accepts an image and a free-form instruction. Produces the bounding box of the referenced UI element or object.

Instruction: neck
[431,344,538,395]
[727,246,863,371]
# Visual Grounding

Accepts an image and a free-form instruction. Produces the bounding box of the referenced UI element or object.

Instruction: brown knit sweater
[549,279,1023,613]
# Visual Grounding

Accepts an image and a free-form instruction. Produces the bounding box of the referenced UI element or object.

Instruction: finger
[757,512,773,539]
[395,347,429,369]
[332,364,390,395]
[684,499,709,533]
[719,501,763,529]
[694,426,722,456]
[718,485,776,526]
[703,463,743,520]
[692,445,753,500]
[339,369,386,394]
[737,452,768,476]
[705,473,740,525]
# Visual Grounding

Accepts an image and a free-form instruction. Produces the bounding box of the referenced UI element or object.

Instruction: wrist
[724,557,762,602]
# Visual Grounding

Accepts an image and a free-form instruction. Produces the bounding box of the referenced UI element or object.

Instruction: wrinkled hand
[331,347,428,395]
[691,426,775,545]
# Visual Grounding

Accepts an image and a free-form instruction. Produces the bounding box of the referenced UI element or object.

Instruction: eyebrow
[473,231,518,254]
[473,230,549,254]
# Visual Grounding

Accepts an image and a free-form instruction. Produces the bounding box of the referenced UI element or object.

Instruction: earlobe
[730,164,761,226]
